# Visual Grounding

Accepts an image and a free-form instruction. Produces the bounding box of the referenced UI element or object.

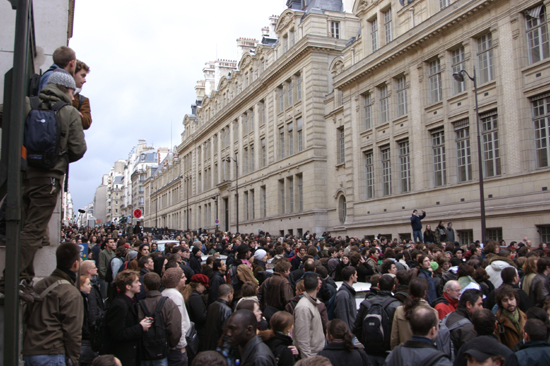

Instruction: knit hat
[162,267,183,289]
[254,249,267,261]
[192,247,201,256]
[47,69,76,90]
[190,274,209,287]
[430,261,439,272]
[128,250,138,260]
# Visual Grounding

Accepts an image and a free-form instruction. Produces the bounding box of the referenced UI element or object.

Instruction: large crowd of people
[21,216,550,366]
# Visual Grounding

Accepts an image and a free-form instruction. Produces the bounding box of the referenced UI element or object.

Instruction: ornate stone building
[146,0,550,244]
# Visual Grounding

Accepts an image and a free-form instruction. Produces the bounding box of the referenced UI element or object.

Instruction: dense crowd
[25,218,547,366]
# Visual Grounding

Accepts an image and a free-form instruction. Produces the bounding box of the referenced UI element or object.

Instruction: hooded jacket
[137,290,182,350]
[486,257,515,288]
[26,84,87,180]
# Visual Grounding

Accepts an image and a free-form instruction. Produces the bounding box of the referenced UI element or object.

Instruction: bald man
[81,260,105,328]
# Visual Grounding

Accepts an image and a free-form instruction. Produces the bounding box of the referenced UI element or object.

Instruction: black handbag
[186,321,200,356]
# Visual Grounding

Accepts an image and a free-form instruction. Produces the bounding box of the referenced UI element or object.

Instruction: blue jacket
[418,268,437,305]
[38,64,61,93]
[410,212,426,231]
[516,340,550,366]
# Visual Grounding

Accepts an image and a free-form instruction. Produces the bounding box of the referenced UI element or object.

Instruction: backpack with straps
[391,345,449,366]
[434,312,471,362]
[23,279,72,323]
[139,297,169,360]
[361,296,399,353]
[24,96,68,170]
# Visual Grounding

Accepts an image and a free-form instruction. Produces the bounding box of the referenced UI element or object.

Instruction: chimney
[269,15,279,38]
[262,26,270,37]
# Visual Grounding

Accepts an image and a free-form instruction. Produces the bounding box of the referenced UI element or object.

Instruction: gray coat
[334,282,357,331]
[385,339,452,366]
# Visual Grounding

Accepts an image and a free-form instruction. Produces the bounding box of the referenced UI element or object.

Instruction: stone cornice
[335,0,498,89]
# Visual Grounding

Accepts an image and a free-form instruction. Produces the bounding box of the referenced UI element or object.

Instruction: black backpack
[361,296,399,353]
[24,97,67,170]
[139,297,169,360]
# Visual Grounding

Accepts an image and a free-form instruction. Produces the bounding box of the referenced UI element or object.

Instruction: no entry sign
[134,209,142,219]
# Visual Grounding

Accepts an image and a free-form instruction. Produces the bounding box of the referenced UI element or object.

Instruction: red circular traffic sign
[133,209,142,219]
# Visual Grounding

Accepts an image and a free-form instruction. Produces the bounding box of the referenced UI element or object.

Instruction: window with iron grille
[365,151,374,199]
[250,145,254,172]
[338,195,346,224]
[249,109,254,132]
[440,0,450,10]
[331,21,340,39]
[526,6,550,64]
[455,121,472,182]
[481,111,501,177]
[432,130,446,186]
[297,117,303,152]
[260,101,265,125]
[279,86,284,112]
[477,33,494,84]
[279,179,285,214]
[429,59,442,103]
[279,127,285,160]
[297,174,303,211]
[452,47,466,94]
[486,228,503,242]
[371,18,378,52]
[381,146,391,196]
[243,114,248,136]
[363,92,373,130]
[288,177,294,213]
[338,127,345,164]
[260,185,266,218]
[399,140,410,193]
[384,9,393,44]
[250,189,255,219]
[396,77,407,117]
[380,84,389,124]
[296,73,302,101]
[288,122,294,156]
[261,138,266,167]
[533,96,550,168]
[457,229,474,245]
[538,225,550,244]
[288,79,293,106]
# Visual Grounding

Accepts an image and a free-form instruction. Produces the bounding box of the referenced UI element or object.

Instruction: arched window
[338,195,346,224]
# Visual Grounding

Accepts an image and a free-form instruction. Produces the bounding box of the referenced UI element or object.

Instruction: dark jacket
[81,292,91,340]
[136,267,149,301]
[190,255,202,274]
[385,338,452,366]
[258,272,294,311]
[353,290,401,354]
[179,262,195,282]
[446,308,476,353]
[486,283,532,313]
[187,290,208,343]
[203,299,233,351]
[454,335,518,366]
[137,290,182,351]
[240,335,276,366]
[515,340,550,366]
[22,268,84,366]
[418,269,437,305]
[264,332,297,366]
[335,282,357,331]
[318,342,372,366]
[354,263,374,282]
[208,270,227,305]
[410,212,426,231]
[529,273,549,307]
[106,294,143,366]
[88,279,105,327]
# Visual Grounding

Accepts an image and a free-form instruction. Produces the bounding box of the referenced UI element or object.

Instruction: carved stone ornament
[331,60,345,77]
[277,12,294,32]
[218,77,228,91]
[240,54,251,69]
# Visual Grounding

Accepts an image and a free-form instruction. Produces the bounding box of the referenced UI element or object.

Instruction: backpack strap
[39,279,72,300]
[139,299,153,318]
[51,100,69,112]
[381,296,398,309]
[422,351,449,366]
[154,296,168,315]
[447,317,471,332]
[29,96,40,110]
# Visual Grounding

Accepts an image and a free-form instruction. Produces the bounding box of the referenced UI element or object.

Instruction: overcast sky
[68,0,286,214]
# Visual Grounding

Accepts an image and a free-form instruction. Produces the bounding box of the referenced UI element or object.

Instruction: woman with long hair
[182,275,209,347]
[522,256,539,296]
[423,224,435,244]
[260,311,299,366]
[318,319,371,366]
[390,278,438,349]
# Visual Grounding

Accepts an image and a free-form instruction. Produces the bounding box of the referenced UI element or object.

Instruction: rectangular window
[260,185,266,218]
[381,146,391,196]
[331,21,340,39]
[250,189,255,219]
[526,6,550,64]
[297,117,303,152]
[338,127,345,164]
[432,130,446,186]
[371,18,378,52]
[296,74,302,101]
[533,96,550,168]
[242,114,248,136]
[261,138,266,167]
[288,177,294,213]
[396,77,407,117]
[481,112,501,177]
[283,35,288,52]
[477,33,494,84]
[457,229,474,245]
[399,140,410,193]
[279,86,284,112]
[249,109,254,132]
[290,30,295,47]
[214,163,218,185]
[486,228,503,242]
[384,9,392,44]
[297,174,303,211]
[440,0,450,10]
[452,47,466,94]
[250,145,254,172]
[429,59,443,103]
[363,92,373,130]
[379,84,389,124]
[288,122,294,156]
[243,148,248,175]
[279,179,285,214]
[279,127,285,159]
[365,151,374,199]
[244,191,249,220]
[538,225,550,243]
[287,80,293,106]
[233,121,238,142]
[260,101,265,125]
[455,121,471,182]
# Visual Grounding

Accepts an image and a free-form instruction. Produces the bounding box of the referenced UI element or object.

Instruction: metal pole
[472,67,487,244]
[235,160,239,233]
[215,197,219,233]
[186,176,190,231]
[4,1,32,365]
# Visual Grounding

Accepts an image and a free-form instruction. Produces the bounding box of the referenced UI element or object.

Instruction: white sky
[69,0,286,214]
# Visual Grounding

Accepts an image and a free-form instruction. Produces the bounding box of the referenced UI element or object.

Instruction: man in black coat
[106,270,152,366]
[190,247,203,274]
[225,310,276,366]
[485,267,532,313]
[208,259,227,305]
[203,284,234,351]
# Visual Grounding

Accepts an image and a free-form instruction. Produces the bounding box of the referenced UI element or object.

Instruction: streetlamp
[211,195,219,233]
[225,157,239,233]
[453,67,486,244]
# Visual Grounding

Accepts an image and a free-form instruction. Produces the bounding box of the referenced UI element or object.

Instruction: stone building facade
[145,0,550,244]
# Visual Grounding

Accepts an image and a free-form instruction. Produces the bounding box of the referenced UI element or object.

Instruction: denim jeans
[141,358,168,366]
[24,354,66,366]
[167,349,188,366]
[413,230,423,243]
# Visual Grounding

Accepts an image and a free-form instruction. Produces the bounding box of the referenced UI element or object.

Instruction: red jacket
[434,292,459,320]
